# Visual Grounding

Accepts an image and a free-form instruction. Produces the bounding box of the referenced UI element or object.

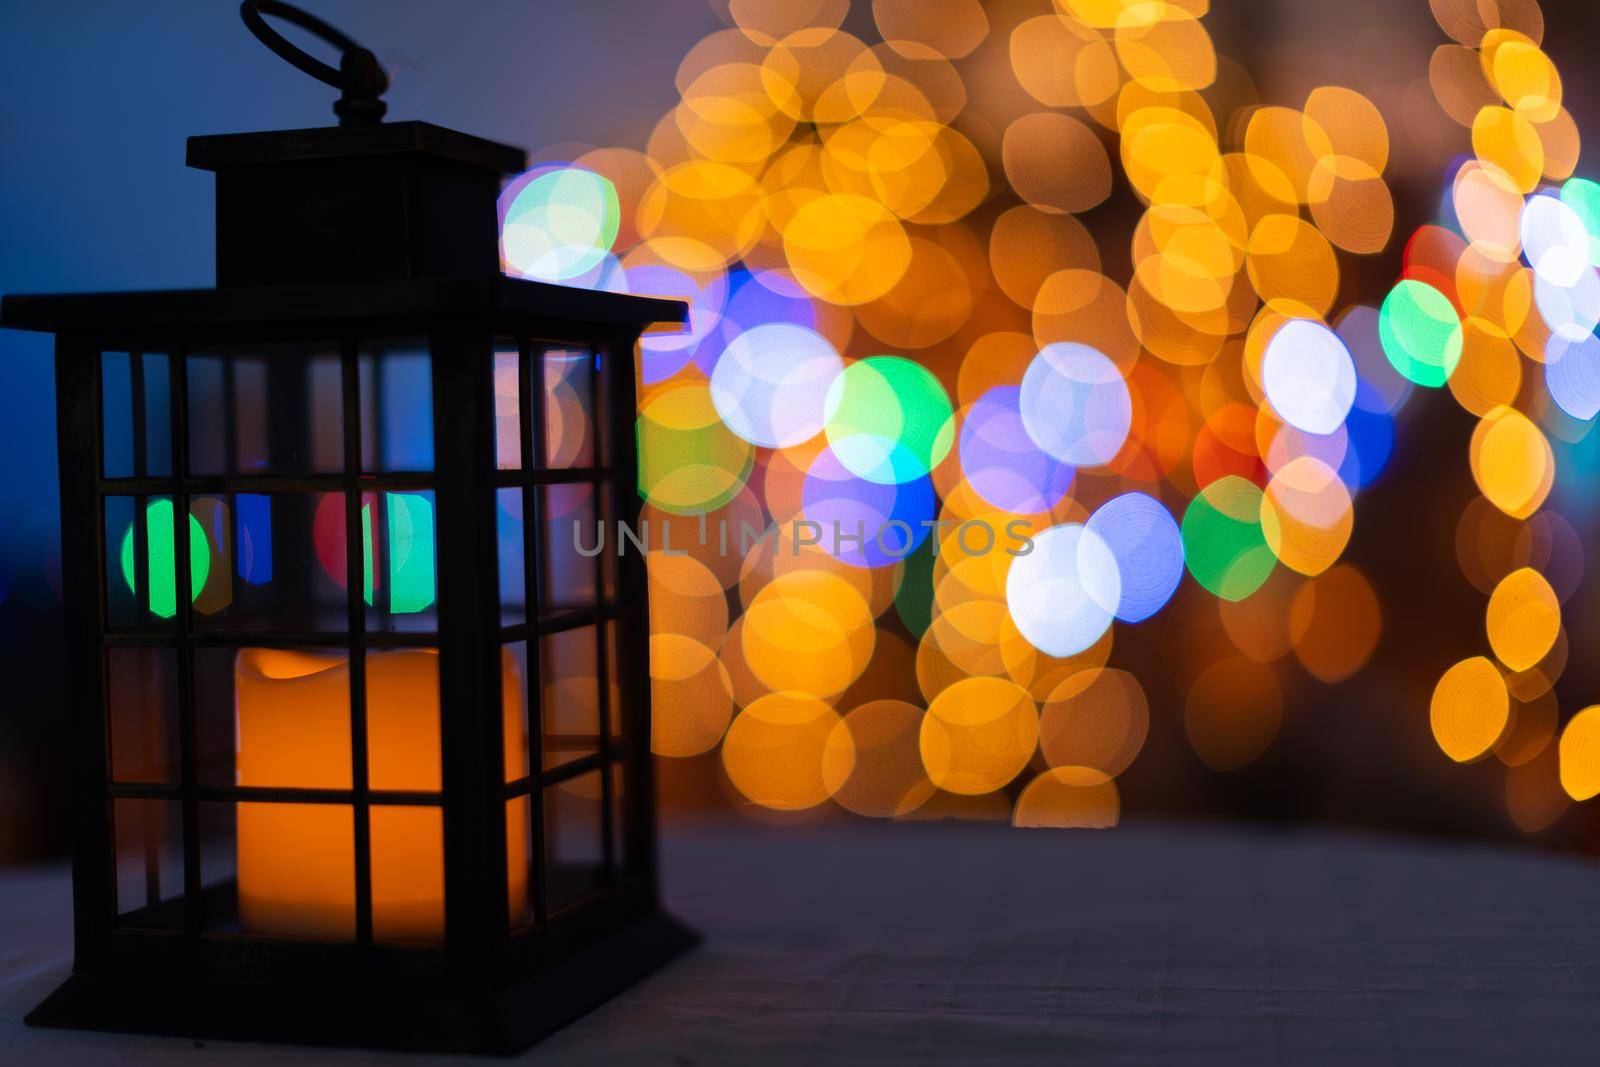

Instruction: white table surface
[4,818,1599,1064]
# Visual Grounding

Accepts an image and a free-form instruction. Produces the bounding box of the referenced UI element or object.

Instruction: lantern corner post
[55,336,115,971]
[428,325,512,982]
[603,327,660,902]
[22,335,113,1033]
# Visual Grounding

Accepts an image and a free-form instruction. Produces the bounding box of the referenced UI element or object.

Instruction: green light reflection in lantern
[118,499,212,618]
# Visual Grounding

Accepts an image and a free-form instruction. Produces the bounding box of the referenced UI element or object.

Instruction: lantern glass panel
[369,805,445,943]
[143,353,173,476]
[198,801,240,933]
[187,347,343,475]
[538,483,598,613]
[503,639,531,783]
[540,626,600,771]
[194,645,352,789]
[107,646,180,783]
[103,495,186,629]
[360,341,433,473]
[361,489,439,633]
[497,487,527,627]
[608,763,628,875]
[365,647,443,792]
[594,344,612,468]
[189,492,347,632]
[543,771,605,913]
[494,343,521,470]
[113,797,184,929]
[539,346,595,468]
[604,620,622,740]
[101,351,173,479]
[234,800,355,941]
[101,351,134,479]
[598,483,618,599]
[505,794,536,929]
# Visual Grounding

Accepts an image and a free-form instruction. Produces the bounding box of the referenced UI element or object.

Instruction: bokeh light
[1019,342,1132,467]
[1181,476,1275,601]
[1431,656,1510,763]
[500,166,621,282]
[711,322,843,448]
[1084,491,1184,622]
[1005,523,1120,657]
[823,355,955,484]
[479,0,1600,836]
[1379,279,1463,386]
[1260,319,1356,435]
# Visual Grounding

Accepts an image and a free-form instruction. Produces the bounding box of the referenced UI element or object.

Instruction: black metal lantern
[0,2,692,1054]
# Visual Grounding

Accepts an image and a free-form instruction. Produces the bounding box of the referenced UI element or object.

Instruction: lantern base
[25,909,698,1055]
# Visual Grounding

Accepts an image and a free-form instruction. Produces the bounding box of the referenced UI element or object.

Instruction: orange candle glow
[235,647,527,940]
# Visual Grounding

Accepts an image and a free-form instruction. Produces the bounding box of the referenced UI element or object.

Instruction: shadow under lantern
[0,1,692,1053]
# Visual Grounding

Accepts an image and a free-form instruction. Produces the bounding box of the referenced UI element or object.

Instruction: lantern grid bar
[128,355,152,631]
[495,465,610,487]
[501,748,616,799]
[126,354,160,911]
[170,346,202,934]
[221,354,238,472]
[96,473,438,494]
[102,629,444,649]
[105,782,445,807]
[340,338,376,945]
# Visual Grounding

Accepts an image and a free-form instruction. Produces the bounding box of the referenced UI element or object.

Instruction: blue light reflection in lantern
[235,493,272,585]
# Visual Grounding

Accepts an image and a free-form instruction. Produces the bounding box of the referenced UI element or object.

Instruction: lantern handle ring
[240,0,388,126]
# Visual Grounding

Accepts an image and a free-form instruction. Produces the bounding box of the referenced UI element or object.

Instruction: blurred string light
[1405,0,1600,827]
[476,0,1597,829]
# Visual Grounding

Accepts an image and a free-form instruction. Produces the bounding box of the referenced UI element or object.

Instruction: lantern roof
[0,274,686,335]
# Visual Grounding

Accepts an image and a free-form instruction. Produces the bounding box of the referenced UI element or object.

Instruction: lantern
[0,2,692,1053]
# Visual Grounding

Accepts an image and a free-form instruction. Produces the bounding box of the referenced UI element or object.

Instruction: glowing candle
[235,647,527,939]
